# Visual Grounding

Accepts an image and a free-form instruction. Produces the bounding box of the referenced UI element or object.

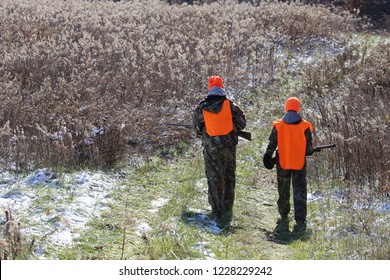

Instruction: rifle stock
[167,123,252,141]
[237,131,252,141]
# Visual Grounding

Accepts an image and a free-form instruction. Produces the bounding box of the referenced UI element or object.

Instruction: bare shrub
[1,210,22,259]
[0,209,41,260]
[342,0,390,30]
[344,0,390,18]
[302,40,390,193]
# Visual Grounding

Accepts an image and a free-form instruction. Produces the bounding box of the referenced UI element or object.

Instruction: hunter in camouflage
[264,97,314,234]
[193,76,246,227]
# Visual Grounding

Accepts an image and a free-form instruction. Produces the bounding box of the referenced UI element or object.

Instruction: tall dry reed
[0,0,356,170]
[301,40,389,193]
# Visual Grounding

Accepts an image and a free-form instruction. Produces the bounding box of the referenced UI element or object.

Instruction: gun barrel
[313,143,336,153]
[167,123,193,128]
[314,143,336,150]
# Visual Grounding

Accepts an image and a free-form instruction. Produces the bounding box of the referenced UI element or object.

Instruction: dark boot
[274,216,290,234]
[293,220,306,233]
[217,209,233,229]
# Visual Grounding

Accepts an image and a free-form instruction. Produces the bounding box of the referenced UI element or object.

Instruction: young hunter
[263,97,314,233]
[193,76,246,227]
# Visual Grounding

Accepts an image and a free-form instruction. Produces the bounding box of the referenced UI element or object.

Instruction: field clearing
[0,0,389,260]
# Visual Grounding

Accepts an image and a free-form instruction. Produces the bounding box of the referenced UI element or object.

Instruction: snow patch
[378,203,390,214]
[192,241,216,260]
[185,209,222,235]
[149,198,169,213]
[308,190,390,215]
[25,169,55,186]
[75,172,91,184]
[0,168,119,259]
[135,222,152,236]
[195,178,207,189]
[307,191,322,202]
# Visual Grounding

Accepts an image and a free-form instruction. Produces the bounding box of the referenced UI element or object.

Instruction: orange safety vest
[203,99,234,136]
[272,119,313,170]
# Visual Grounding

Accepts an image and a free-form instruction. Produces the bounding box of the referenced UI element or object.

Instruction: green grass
[6,122,387,260]
[56,127,389,260]
[6,89,386,260]
[56,128,290,260]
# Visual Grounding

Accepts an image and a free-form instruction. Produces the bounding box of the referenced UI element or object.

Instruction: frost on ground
[307,189,390,240]
[0,168,118,258]
[308,190,390,214]
[135,222,152,237]
[192,241,216,260]
[149,198,169,213]
[184,209,222,235]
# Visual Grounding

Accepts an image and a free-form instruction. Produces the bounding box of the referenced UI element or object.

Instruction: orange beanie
[285,97,301,112]
[208,76,224,91]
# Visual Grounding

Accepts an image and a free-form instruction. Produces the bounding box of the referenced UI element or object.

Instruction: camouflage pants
[203,145,236,220]
[276,163,307,221]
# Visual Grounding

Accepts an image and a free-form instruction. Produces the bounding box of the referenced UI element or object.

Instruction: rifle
[312,143,336,153]
[167,123,252,141]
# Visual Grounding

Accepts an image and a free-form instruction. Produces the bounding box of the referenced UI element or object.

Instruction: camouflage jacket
[193,95,246,148]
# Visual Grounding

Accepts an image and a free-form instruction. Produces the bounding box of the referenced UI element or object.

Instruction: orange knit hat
[208,76,224,91]
[285,97,301,112]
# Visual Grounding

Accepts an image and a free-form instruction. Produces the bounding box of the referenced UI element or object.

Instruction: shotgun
[312,143,336,153]
[167,123,252,141]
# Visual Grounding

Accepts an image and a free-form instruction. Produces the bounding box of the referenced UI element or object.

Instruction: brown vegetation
[0,0,356,171]
[302,40,390,192]
[1,210,23,259]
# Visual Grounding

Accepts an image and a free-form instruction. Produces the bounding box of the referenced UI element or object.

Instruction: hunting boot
[274,215,290,234]
[293,220,307,233]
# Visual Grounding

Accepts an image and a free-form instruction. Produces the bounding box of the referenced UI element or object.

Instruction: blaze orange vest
[203,99,234,136]
[272,119,313,170]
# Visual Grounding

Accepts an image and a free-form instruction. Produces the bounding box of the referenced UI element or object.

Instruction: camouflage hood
[207,86,226,97]
[198,95,227,114]
[283,111,302,124]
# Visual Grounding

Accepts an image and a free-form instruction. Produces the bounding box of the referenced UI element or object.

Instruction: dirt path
[129,140,298,260]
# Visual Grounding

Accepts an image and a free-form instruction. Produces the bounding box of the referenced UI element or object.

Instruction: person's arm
[193,106,204,137]
[263,127,278,169]
[231,101,246,132]
[265,127,277,156]
[305,128,314,156]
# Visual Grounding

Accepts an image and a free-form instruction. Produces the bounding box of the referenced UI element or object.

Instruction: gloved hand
[263,153,276,170]
[306,150,314,156]
[306,148,319,156]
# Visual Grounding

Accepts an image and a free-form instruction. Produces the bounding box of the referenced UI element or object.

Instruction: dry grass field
[0,0,389,260]
[0,0,358,170]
